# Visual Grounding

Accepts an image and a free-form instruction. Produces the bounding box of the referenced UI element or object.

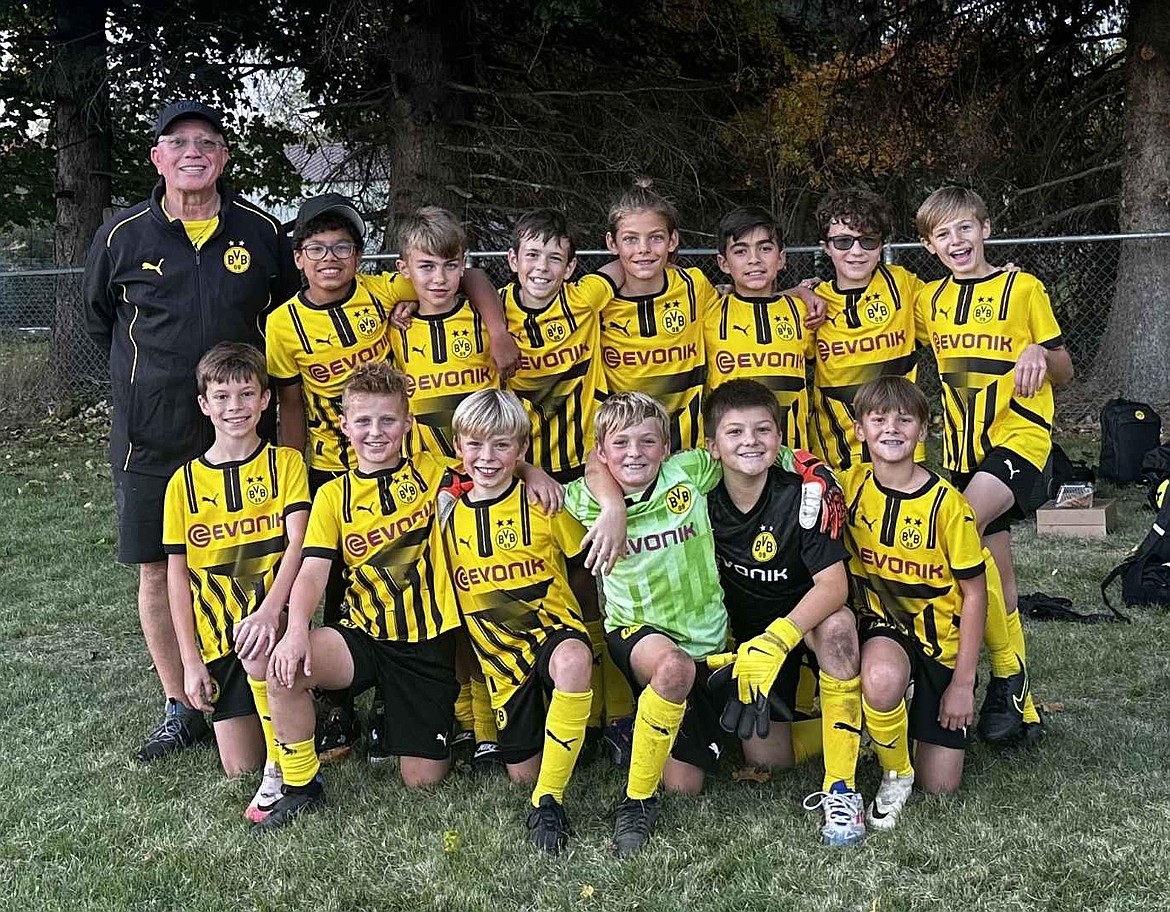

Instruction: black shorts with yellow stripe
[491,628,591,765]
[331,625,459,760]
[951,445,1042,535]
[859,617,971,751]
[605,624,725,773]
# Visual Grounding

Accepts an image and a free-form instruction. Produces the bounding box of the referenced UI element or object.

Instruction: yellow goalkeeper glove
[733,616,803,706]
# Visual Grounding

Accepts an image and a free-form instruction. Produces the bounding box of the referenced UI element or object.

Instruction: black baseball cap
[294,193,366,241]
[153,100,226,140]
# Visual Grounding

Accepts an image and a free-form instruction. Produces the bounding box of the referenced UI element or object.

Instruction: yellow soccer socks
[1004,608,1040,724]
[471,677,499,744]
[455,681,474,732]
[820,672,862,791]
[247,677,279,767]
[862,696,913,777]
[532,689,592,805]
[626,686,686,800]
[791,718,824,764]
[584,619,606,729]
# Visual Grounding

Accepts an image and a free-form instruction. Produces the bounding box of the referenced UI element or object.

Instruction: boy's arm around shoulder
[574,449,628,575]
[461,267,519,380]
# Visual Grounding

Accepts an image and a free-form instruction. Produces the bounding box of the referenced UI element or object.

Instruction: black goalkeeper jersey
[709,465,848,642]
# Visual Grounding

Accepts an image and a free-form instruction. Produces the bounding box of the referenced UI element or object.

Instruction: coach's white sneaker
[867,769,915,831]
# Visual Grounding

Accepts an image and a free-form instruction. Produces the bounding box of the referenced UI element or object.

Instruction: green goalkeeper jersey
[564,448,728,659]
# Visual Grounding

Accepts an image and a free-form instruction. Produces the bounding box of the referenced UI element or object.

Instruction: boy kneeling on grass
[843,377,994,828]
[443,389,621,854]
[563,392,840,856]
[163,342,310,821]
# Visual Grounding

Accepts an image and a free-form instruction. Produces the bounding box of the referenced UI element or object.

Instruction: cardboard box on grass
[1035,498,1116,539]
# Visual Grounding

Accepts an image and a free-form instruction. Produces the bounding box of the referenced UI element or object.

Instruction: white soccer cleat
[867,769,915,831]
[803,782,866,846]
[245,763,283,824]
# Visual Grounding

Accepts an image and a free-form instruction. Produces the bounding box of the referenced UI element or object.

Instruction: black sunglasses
[825,235,882,251]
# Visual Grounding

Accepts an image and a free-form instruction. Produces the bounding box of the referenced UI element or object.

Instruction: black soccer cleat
[526,794,572,855]
[135,698,211,763]
[469,740,506,777]
[612,794,660,857]
[366,699,392,764]
[977,658,1027,743]
[316,701,359,764]
[578,726,602,766]
[602,716,634,769]
[254,777,325,833]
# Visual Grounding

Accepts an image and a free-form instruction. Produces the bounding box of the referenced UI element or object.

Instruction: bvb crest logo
[774,316,796,341]
[665,484,692,514]
[495,707,508,730]
[495,522,518,550]
[662,304,687,335]
[973,298,995,324]
[356,308,379,338]
[223,241,251,274]
[863,295,891,325]
[450,329,474,361]
[900,524,923,549]
[545,320,567,343]
[751,530,778,562]
[396,477,420,504]
[246,475,269,505]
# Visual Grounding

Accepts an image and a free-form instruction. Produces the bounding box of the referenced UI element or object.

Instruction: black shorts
[333,625,459,759]
[206,653,257,724]
[859,619,970,751]
[310,468,348,625]
[952,446,1041,535]
[492,628,592,765]
[112,468,169,564]
[605,624,725,773]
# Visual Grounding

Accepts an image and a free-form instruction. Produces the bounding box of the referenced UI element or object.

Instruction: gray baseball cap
[295,193,366,241]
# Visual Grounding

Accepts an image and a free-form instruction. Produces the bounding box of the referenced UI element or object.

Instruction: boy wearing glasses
[807,190,926,473]
[266,194,510,762]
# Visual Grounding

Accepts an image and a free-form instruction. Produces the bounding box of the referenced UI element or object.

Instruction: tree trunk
[51,0,111,394]
[1100,0,1170,403]
[381,5,474,250]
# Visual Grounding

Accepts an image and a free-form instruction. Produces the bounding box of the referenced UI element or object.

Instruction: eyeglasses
[298,242,358,260]
[826,235,882,251]
[157,135,225,154]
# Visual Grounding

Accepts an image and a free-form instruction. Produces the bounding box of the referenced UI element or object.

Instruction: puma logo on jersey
[411,345,428,357]
[608,319,631,336]
[648,722,670,738]
[937,306,950,318]
[1004,459,1021,480]
[201,495,218,506]
[824,313,840,326]
[140,258,164,275]
[733,324,750,336]
[458,536,471,548]
[315,336,334,346]
[859,514,877,533]
[545,729,578,752]
[355,504,374,514]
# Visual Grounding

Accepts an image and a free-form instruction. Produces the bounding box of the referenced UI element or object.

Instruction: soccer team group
[156,179,1072,855]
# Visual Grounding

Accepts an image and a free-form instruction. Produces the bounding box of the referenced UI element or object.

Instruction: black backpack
[1099,399,1161,484]
[1101,494,1170,612]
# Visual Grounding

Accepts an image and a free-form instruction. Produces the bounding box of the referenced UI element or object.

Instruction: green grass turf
[2,434,1168,911]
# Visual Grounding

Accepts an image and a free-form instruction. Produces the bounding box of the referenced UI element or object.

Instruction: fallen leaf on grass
[1038,701,1064,714]
[732,766,772,783]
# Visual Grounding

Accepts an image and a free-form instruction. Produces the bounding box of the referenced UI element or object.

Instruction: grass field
[3,429,1169,912]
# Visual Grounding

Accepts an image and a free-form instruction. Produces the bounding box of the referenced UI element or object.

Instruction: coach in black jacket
[84,100,299,762]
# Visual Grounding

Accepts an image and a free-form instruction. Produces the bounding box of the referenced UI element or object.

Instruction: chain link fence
[2,234,1158,425]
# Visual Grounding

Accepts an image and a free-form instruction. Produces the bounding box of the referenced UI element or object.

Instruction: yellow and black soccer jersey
[390,297,496,458]
[810,264,925,471]
[163,443,310,664]
[598,266,717,451]
[267,272,414,472]
[916,270,1063,474]
[704,292,813,448]
[502,275,611,482]
[841,465,987,668]
[301,451,460,642]
[443,477,587,708]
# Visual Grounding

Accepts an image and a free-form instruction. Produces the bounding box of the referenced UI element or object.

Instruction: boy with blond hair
[915,186,1073,746]
[443,389,595,854]
[163,342,309,821]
